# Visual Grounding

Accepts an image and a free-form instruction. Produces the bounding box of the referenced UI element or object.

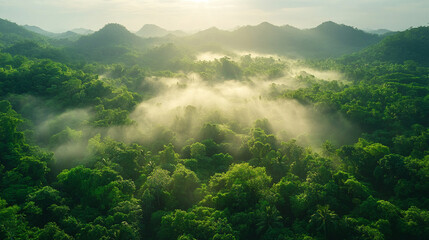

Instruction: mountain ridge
[183,21,383,58]
[0,18,46,48]
[136,24,187,38]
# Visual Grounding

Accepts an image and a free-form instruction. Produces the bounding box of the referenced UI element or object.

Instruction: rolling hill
[363,27,429,65]
[74,23,144,48]
[70,23,148,62]
[23,25,81,41]
[0,18,45,48]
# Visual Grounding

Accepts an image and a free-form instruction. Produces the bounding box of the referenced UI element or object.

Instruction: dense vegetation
[0,18,428,240]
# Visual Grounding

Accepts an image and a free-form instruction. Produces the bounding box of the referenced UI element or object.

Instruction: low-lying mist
[107,68,357,150]
[11,56,358,168]
[196,51,344,81]
[7,95,93,168]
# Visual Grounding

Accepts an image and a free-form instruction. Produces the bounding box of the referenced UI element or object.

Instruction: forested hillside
[182,21,383,58]
[343,27,429,66]
[22,25,82,41]
[0,19,47,48]
[0,17,428,240]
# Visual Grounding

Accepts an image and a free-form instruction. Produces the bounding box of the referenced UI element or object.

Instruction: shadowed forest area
[0,17,428,240]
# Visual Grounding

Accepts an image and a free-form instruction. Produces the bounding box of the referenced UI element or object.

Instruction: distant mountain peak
[251,22,280,31]
[320,21,337,25]
[99,23,131,33]
[315,21,342,30]
[140,24,164,29]
[136,24,169,38]
[205,27,221,31]
[74,22,142,49]
[280,24,300,32]
[197,27,226,35]
[258,22,276,27]
[70,28,94,35]
[314,21,366,35]
[136,24,187,38]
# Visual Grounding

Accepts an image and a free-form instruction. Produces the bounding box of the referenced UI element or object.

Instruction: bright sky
[0,0,428,32]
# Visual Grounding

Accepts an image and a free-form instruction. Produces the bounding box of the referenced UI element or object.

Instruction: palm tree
[309,205,338,239]
[256,205,284,235]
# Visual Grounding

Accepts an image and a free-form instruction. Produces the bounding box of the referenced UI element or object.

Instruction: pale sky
[0,0,428,32]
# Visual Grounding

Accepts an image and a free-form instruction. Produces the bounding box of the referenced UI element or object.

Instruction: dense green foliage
[0,19,46,48]
[0,18,428,240]
[344,27,429,66]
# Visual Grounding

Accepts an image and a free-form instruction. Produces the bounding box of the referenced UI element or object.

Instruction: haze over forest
[0,1,428,240]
